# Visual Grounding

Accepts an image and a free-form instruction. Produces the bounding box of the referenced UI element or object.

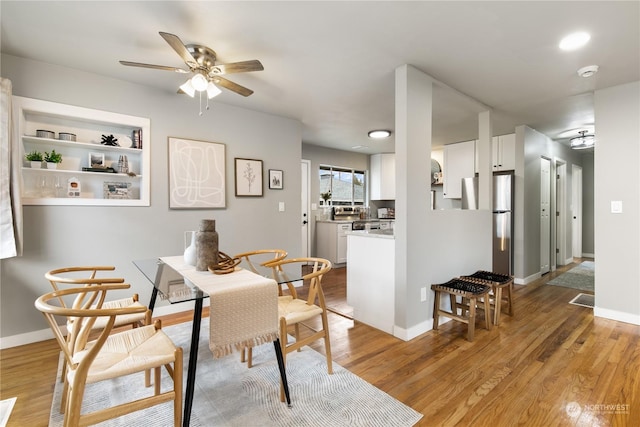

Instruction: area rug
[49,321,422,427]
[0,397,16,427]
[547,261,594,291]
[569,293,595,308]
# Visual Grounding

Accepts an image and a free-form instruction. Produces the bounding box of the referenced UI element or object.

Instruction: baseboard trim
[0,301,211,349]
[582,253,595,258]
[514,271,541,285]
[594,307,640,326]
[393,318,435,341]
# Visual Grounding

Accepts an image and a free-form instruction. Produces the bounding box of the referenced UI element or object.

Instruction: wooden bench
[461,270,514,325]
[431,278,492,341]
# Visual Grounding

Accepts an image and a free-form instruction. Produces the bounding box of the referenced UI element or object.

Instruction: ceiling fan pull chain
[199,91,203,116]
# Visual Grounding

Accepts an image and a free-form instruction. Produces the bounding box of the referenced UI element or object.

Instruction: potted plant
[25,150,43,168]
[44,150,63,169]
[320,191,331,206]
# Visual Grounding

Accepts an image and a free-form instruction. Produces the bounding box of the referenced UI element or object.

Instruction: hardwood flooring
[2,259,639,426]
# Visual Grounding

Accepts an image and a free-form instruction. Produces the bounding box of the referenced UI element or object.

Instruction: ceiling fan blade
[159,31,198,69]
[119,61,189,73]
[212,76,254,97]
[211,60,264,75]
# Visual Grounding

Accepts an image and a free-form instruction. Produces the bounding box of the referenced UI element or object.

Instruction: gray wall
[594,81,640,323]
[301,143,368,256]
[516,125,587,281]
[1,54,303,341]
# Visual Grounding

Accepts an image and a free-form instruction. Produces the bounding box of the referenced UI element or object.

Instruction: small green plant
[44,150,63,163]
[320,191,331,203]
[25,150,43,162]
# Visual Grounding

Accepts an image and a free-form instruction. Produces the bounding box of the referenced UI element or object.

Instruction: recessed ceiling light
[368,130,391,139]
[577,65,599,78]
[559,32,591,51]
[351,145,368,150]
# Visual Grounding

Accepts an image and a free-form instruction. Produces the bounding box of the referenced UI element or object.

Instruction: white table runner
[160,256,279,358]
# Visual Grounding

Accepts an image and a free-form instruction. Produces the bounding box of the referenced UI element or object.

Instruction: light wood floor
[2,259,639,426]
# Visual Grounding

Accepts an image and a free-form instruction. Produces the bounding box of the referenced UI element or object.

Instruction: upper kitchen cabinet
[443,140,475,199]
[492,133,516,171]
[370,153,395,200]
[14,96,150,206]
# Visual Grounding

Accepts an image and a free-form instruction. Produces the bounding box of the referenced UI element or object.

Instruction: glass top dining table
[133,257,292,427]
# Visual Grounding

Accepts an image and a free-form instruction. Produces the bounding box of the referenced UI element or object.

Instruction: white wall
[1,54,303,344]
[593,81,640,324]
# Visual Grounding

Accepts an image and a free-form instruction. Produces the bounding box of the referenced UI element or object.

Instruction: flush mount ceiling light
[570,130,595,150]
[577,65,599,78]
[559,32,591,51]
[368,130,392,139]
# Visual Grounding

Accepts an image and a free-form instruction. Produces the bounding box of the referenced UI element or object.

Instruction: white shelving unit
[14,96,150,206]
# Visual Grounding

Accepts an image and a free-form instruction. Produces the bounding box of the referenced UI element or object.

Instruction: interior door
[556,161,567,266]
[540,157,551,274]
[301,160,310,257]
[572,165,583,259]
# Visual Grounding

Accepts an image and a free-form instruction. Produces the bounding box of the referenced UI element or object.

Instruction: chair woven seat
[432,278,491,296]
[464,270,512,285]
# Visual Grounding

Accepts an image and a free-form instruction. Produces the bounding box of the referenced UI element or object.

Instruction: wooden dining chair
[45,266,152,386]
[233,249,287,367]
[35,284,183,427]
[270,257,333,401]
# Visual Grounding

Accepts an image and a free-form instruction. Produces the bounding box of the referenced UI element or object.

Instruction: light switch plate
[279,202,285,212]
[611,200,623,213]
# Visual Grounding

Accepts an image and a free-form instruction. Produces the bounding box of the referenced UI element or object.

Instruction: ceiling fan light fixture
[570,130,595,149]
[368,130,392,139]
[191,73,209,92]
[179,79,196,97]
[206,82,222,99]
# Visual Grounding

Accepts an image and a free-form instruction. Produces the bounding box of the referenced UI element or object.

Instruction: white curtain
[0,77,23,259]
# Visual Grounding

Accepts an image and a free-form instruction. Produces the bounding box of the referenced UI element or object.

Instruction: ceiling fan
[120,32,263,98]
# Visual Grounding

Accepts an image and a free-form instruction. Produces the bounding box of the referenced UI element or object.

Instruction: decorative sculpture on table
[196,219,219,271]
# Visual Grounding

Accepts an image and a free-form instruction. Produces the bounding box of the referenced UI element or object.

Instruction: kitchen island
[346,229,395,334]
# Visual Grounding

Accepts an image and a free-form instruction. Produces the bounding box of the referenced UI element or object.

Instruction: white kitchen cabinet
[316,221,351,265]
[443,140,475,199]
[492,133,515,171]
[370,153,395,200]
[14,96,150,206]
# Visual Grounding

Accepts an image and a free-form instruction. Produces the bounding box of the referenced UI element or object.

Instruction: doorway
[555,160,567,266]
[540,157,551,275]
[571,165,583,259]
[301,160,311,257]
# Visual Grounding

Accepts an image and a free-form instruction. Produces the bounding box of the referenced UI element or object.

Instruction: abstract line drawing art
[169,137,226,208]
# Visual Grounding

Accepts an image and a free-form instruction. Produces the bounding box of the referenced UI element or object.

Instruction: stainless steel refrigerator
[493,172,514,275]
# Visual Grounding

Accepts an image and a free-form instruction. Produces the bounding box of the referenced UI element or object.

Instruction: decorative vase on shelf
[31,161,42,169]
[195,219,219,271]
[46,162,57,170]
[183,231,197,266]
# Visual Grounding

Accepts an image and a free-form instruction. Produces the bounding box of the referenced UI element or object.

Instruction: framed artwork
[88,152,105,167]
[168,137,226,209]
[234,158,263,197]
[269,169,283,189]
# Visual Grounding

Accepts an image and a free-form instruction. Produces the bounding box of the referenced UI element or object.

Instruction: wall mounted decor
[169,137,226,208]
[268,169,283,189]
[234,158,263,197]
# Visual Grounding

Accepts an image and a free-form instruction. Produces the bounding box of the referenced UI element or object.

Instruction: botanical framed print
[168,137,226,208]
[235,158,263,197]
[269,169,283,189]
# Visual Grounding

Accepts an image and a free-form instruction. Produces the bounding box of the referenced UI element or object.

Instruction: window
[319,165,365,206]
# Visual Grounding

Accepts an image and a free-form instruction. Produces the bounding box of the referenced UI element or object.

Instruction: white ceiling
[1,1,638,154]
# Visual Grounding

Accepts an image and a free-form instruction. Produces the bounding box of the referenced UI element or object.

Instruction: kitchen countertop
[346,229,395,239]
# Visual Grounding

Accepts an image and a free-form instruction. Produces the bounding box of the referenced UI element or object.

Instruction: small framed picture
[269,169,283,190]
[234,158,263,197]
[89,152,105,167]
